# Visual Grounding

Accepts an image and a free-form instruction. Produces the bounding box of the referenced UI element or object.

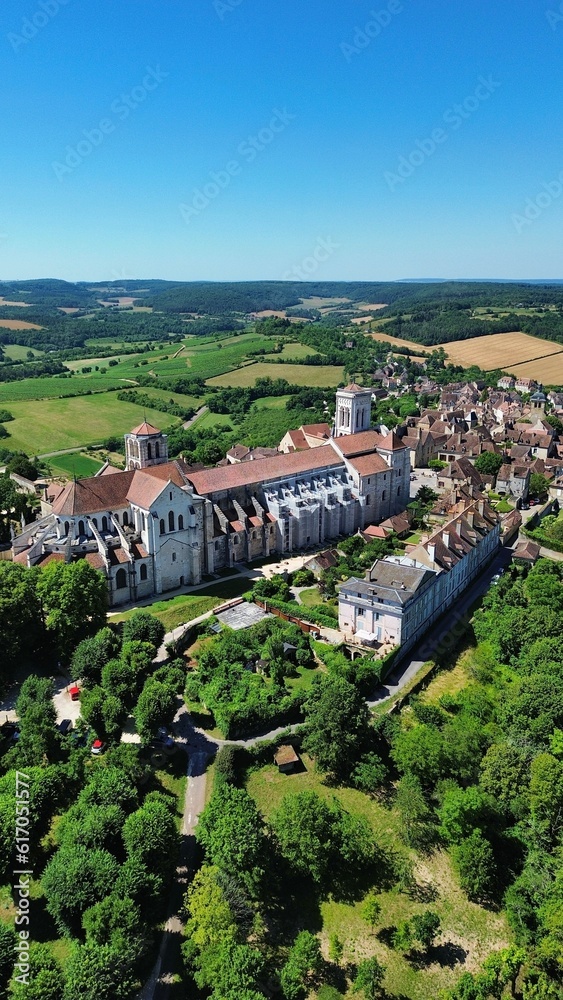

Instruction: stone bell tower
[125,422,168,470]
[334,383,372,436]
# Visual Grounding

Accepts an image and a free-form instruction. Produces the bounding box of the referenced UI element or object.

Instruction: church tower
[125,422,168,470]
[334,383,372,436]
[530,385,546,419]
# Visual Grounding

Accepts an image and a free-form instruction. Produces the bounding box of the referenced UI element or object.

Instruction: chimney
[478,500,484,515]
[427,542,436,563]
[467,510,474,527]
[442,530,450,549]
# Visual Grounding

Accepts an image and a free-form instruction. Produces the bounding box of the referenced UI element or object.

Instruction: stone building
[13,390,411,606]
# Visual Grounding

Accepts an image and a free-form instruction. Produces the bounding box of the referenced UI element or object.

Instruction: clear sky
[1,0,563,282]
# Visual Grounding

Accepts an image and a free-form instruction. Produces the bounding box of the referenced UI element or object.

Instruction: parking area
[409,468,438,497]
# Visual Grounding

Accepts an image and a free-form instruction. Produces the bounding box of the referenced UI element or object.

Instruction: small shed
[274,744,300,774]
[513,539,541,565]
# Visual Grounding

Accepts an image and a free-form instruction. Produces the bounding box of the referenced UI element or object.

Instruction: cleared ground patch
[5,395,177,454]
[2,345,44,360]
[0,297,30,307]
[263,342,319,360]
[444,331,563,370]
[207,361,345,388]
[0,318,43,330]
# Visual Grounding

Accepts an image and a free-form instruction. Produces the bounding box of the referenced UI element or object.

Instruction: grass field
[47,452,105,477]
[263,342,320,360]
[246,746,511,999]
[443,331,563,370]
[110,577,249,631]
[193,410,234,430]
[4,395,178,455]
[2,344,44,360]
[207,361,345,388]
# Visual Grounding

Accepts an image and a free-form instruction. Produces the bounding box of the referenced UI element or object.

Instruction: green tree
[411,911,441,949]
[134,677,177,741]
[529,472,550,498]
[302,674,370,780]
[63,941,138,1000]
[42,845,119,934]
[529,753,563,844]
[121,610,165,651]
[437,785,494,844]
[453,831,495,901]
[395,773,435,847]
[392,921,413,953]
[474,452,503,476]
[184,864,237,953]
[10,942,64,1000]
[0,923,15,999]
[391,724,445,786]
[37,561,107,661]
[328,934,344,963]
[71,627,121,685]
[361,892,381,932]
[0,562,41,680]
[352,956,385,999]
[122,795,178,883]
[280,931,323,1000]
[196,784,265,895]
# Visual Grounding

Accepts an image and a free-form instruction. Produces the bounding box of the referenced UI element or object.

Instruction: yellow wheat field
[508,354,563,384]
[444,332,563,370]
[0,319,43,331]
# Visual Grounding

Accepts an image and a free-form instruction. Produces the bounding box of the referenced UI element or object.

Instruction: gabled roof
[347,453,390,477]
[52,471,135,515]
[185,443,343,496]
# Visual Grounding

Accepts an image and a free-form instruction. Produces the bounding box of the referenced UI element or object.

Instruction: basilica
[13,385,410,606]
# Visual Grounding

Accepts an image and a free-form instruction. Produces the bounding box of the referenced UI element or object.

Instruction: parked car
[157,727,174,748]
[58,719,73,735]
[91,739,106,755]
[69,685,81,701]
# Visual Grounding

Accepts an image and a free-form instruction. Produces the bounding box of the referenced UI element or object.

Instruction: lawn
[192,410,234,430]
[299,586,322,607]
[3,394,178,455]
[263,342,320,360]
[110,577,250,631]
[246,756,512,999]
[207,362,345,389]
[48,452,105,478]
[2,344,44,360]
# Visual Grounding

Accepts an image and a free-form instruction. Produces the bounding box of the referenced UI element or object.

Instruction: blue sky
[1,0,563,281]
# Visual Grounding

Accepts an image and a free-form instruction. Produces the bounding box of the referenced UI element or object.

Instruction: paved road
[183,405,207,429]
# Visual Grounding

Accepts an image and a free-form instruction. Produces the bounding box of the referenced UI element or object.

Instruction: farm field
[207,361,345,388]
[369,330,431,353]
[2,345,44,360]
[263,342,319,360]
[507,353,563,384]
[0,375,125,402]
[0,318,43,330]
[47,452,105,478]
[192,410,234,430]
[443,331,563,370]
[3,395,177,455]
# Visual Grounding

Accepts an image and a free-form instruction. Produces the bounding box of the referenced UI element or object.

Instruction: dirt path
[183,405,207,429]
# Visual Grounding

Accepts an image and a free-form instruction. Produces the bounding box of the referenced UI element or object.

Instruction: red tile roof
[185,444,342,496]
[52,472,135,516]
[129,422,162,436]
[341,383,369,393]
[85,552,106,570]
[348,453,390,477]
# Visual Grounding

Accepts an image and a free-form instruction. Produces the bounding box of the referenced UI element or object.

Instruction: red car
[91,739,105,755]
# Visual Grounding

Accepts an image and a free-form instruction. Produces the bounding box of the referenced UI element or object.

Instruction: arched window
[140,564,148,581]
[155,442,160,458]
[102,516,108,532]
[168,511,175,532]
[116,568,127,589]
[160,519,165,534]
[63,522,69,536]
[178,514,184,530]
[92,518,98,529]
[123,511,129,526]
[78,520,85,536]
[147,442,152,460]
